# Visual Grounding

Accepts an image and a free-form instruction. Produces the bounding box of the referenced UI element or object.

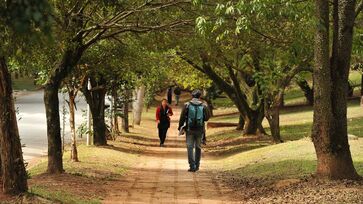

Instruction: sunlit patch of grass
[284,87,307,105]
[207,129,242,142]
[209,139,363,179]
[27,142,138,203]
[29,185,100,204]
[348,117,363,137]
[213,97,235,108]
[29,143,137,178]
[350,71,362,86]
[234,160,317,179]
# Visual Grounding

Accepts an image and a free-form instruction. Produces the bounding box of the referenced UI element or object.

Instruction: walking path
[103,108,239,204]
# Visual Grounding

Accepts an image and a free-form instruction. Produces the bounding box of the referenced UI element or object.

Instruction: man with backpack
[178,90,210,172]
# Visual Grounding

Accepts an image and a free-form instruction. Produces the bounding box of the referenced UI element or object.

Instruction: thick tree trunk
[89,91,107,146]
[82,77,107,146]
[297,79,314,105]
[68,91,79,162]
[44,84,64,173]
[360,73,363,96]
[133,86,145,126]
[243,109,263,135]
[122,90,130,133]
[312,0,359,180]
[0,57,28,194]
[44,46,84,173]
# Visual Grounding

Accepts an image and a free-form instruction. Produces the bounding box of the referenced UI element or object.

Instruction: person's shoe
[195,166,199,171]
[188,167,196,172]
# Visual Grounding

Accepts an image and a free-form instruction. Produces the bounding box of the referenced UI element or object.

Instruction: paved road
[15,91,88,162]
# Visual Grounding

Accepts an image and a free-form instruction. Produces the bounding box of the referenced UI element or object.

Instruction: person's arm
[168,106,174,116]
[156,106,160,124]
[178,105,187,130]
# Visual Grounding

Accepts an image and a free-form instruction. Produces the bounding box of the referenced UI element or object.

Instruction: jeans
[186,129,203,169]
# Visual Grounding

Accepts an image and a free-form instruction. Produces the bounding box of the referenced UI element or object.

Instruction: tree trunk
[112,88,120,133]
[204,97,214,117]
[297,79,314,105]
[82,76,107,146]
[44,46,84,173]
[68,90,79,162]
[0,57,28,194]
[89,91,107,146]
[236,114,245,130]
[122,90,130,133]
[133,86,145,126]
[312,0,359,180]
[243,110,260,135]
[360,73,363,96]
[266,106,283,143]
[265,93,284,143]
[44,84,64,173]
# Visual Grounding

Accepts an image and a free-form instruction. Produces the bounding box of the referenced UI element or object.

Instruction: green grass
[209,139,363,179]
[12,77,38,91]
[29,144,135,178]
[28,143,137,203]
[210,100,363,141]
[350,71,362,86]
[29,186,100,204]
[213,96,235,108]
[208,129,242,142]
[284,87,306,105]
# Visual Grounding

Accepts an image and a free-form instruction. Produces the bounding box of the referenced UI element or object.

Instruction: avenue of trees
[0,0,363,195]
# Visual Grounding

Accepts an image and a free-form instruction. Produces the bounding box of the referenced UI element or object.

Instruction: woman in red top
[156,99,173,147]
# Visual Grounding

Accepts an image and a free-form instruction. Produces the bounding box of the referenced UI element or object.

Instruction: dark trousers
[186,129,203,169]
[167,94,172,104]
[158,127,168,145]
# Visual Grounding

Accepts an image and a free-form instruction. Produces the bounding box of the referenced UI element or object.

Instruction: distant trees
[38,0,192,174]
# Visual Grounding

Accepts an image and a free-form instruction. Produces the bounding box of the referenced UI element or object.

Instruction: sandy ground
[102,108,240,204]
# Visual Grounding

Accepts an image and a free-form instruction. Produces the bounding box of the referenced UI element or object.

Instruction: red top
[156,105,173,121]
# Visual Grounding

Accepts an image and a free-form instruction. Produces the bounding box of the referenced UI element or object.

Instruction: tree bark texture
[312,0,359,179]
[0,57,28,194]
[133,86,145,126]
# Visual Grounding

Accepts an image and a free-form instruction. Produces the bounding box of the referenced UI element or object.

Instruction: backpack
[187,103,204,130]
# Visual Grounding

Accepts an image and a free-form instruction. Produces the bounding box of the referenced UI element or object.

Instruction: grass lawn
[209,100,363,141]
[208,139,363,180]
[12,77,39,91]
[27,143,137,204]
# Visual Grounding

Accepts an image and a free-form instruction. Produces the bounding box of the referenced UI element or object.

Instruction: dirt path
[103,108,239,204]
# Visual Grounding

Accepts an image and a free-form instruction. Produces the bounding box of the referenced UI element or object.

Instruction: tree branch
[356,0,363,18]
[175,51,204,73]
